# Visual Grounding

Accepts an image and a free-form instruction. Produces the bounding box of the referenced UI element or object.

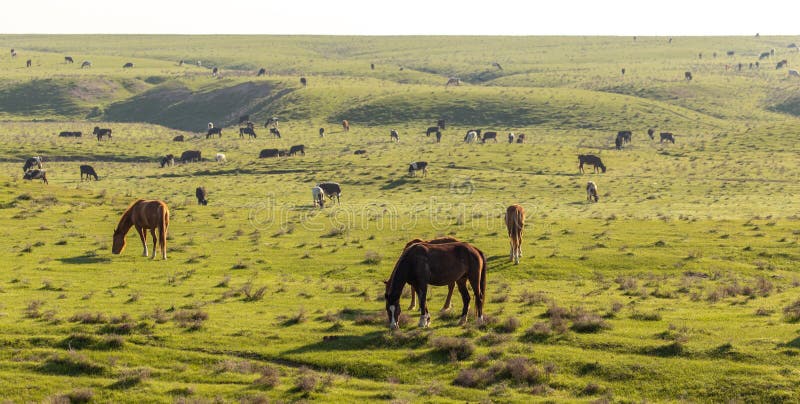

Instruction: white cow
[312,186,325,208]
[215,153,226,163]
[586,181,599,203]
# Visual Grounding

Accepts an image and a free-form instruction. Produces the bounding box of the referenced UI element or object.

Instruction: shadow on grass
[57,255,111,264]
[380,178,411,190]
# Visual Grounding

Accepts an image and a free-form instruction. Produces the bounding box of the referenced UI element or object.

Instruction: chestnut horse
[505,204,525,264]
[112,199,170,260]
[384,241,486,329]
[405,237,460,311]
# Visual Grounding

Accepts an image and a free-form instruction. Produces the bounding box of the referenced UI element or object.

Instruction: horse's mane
[116,199,146,231]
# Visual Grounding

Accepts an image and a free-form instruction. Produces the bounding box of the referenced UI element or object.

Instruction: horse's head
[111,228,126,254]
[384,280,401,330]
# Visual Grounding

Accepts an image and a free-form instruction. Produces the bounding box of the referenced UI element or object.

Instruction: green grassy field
[0,35,799,403]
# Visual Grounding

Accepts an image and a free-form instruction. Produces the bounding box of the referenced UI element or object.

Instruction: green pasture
[0,35,798,403]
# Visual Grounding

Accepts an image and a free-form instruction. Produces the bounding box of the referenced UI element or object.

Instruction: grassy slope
[0,36,798,403]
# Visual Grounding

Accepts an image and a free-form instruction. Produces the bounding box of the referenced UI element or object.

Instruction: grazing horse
[390,129,399,142]
[684,71,692,81]
[23,169,48,184]
[269,128,281,138]
[288,144,305,156]
[257,68,266,76]
[239,127,256,138]
[160,154,175,167]
[206,127,222,138]
[195,187,208,205]
[23,156,42,172]
[408,161,428,177]
[647,128,655,140]
[660,132,675,143]
[112,199,170,260]
[505,204,525,264]
[93,127,112,141]
[516,133,525,143]
[384,241,486,329]
[300,77,307,86]
[65,56,74,64]
[123,62,134,68]
[80,165,99,181]
[173,135,184,142]
[215,153,226,163]
[405,237,461,311]
[180,150,202,162]
[316,182,341,204]
[578,154,607,173]
[481,131,498,143]
[312,186,325,208]
[319,128,325,137]
[586,181,599,202]
[445,77,460,87]
[81,60,92,68]
[342,120,350,132]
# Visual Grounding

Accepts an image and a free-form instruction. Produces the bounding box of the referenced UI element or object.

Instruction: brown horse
[112,199,170,260]
[405,237,459,311]
[505,204,525,264]
[384,241,486,329]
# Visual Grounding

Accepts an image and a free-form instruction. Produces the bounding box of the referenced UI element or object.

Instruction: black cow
[259,149,281,158]
[617,130,632,144]
[317,182,341,204]
[206,127,222,138]
[300,77,307,86]
[80,165,99,181]
[578,155,606,174]
[288,144,305,156]
[160,154,175,167]
[173,135,184,142]
[319,128,325,137]
[684,71,693,81]
[123,62,134,68]
[257,68,266,76]
[354,149,367,155]
[269,128,281,138]
[23,169,48,184]
[777,59,788,69]
[195,187,208,205]
[93,127,112,141]
[408,161,428,177]
[660,133,675,143]
[65,56,74,64]
[426,126,440,136]
[212,67,219,76]
[26,59,31,68]
[238,115,250,124]
[239,127,257,138]
[59,131,82,137]
[180,150,202,162]
[481,131,498,143]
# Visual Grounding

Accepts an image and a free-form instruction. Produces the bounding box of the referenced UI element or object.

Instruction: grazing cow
[81,60,91,68]
[354,149,367,155]
[789,69,800,77]
[578,154,606,174]
[160,154,175,168]
[239,127,257,138]
[408,161,428,177]
[196,187,208,205]
[23,156,43,172]
[93,126,112,141]
[437,119,446,130]
[212,67,219,77]
[390,129,399,142]
[59,131,82,137]
[492,61,503,70]
[300,77,307,86]
[206,127,222,138]
[259,149,281,158]
[426,126,439,136]
[505,204,525,264]
[621,67,626,75]
[342,120,350,132]
[65,56,74,64]
[312,186,325,208]
[23,169,48,184]
[516,133,525,143]
[759,51,771,60]
[684,71,693,81]
[508,133,515,143]
[586,181,599,202]
[481,131,498,143]
[80,165,99,181]
[464,131,478,144]
[123,62,134,68]
[180,150,202,162]
[319,128,325,137]
[615,135,623,150]
[288,145,305,156]
[435,131,442,143]
[317,182,341,204]
[26,59,31,68]
[647,128,655,140]
[215,153,226,163]
[445,77,460,87]
[173,135,184,142]
[257,68,266,76]
[238,115,250,124]
[777,60,788,69]
[660,132,675,143]
[269,128,281,138]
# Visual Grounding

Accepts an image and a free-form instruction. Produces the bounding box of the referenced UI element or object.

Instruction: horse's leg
[417,283,430,328]
[456,279,471,325]
[136,226,148,257]
[470,271,484,322]
[441,283,454,312]
[150,228,157,259]
[408,285,417,310]
[158,222,167,260]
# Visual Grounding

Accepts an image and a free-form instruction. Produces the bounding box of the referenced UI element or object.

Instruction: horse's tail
[160,203,170,257]
[476,247,487,314]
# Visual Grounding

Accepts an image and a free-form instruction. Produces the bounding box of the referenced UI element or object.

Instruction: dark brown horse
[405,237,460,311]
[112,199,170,260]
[505,205,525,264]
[384,241,486,329]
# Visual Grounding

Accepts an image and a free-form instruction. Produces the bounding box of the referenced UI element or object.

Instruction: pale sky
[5,0,800,36]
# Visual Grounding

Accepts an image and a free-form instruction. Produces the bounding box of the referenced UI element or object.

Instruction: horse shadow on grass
[57,254,111,264]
